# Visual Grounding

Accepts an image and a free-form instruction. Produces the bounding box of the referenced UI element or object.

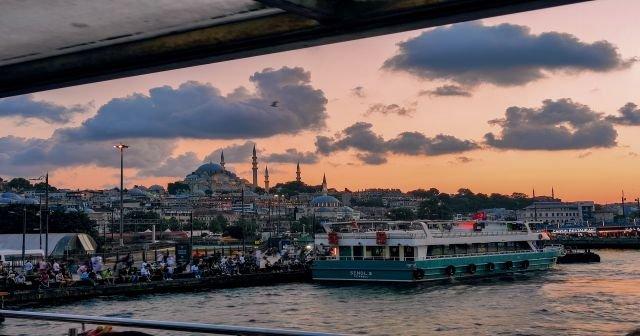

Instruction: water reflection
[0,250,638,336]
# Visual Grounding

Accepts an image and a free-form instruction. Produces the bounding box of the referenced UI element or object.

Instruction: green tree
[7,178,32,191]
[386,207,416,220]
[167,181,190,195]
[417,197,453,220]
[208,214,228,233]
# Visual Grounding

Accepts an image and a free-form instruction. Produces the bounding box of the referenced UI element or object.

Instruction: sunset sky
[1,0,639,203]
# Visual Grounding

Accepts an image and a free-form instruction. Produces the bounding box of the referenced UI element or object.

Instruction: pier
[0,270,310,307]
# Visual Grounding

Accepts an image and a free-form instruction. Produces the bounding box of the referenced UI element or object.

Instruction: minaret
[220,151,225,170]
[321,173,328,195]
[296,161,301,183]
[264,166,270,193]
[252,144,258,188]
[551,187,555,200]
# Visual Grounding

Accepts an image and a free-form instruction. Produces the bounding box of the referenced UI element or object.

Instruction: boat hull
[312,250,560,282]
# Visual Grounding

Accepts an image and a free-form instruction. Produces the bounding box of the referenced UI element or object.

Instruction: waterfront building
[523,201,595,226]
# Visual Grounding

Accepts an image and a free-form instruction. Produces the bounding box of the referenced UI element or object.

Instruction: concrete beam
[0,0,590,98]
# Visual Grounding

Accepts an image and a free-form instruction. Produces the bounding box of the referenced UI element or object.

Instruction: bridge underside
[0,0,589,98]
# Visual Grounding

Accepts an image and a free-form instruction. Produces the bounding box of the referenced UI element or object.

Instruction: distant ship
[312,220,563,282]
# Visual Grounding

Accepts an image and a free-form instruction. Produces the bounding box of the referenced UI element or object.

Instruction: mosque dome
[195,162,224,175]
[311,195,340,207]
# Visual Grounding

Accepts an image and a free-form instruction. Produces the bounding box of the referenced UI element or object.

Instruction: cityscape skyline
[0,0,639,203]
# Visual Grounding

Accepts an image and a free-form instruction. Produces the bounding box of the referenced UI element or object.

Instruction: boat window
[404,246,415,261]
[453,244,468,254]
[339,246,352,260]
[366,246,385,258]
[353,245,363,260]
[389,246,400,260]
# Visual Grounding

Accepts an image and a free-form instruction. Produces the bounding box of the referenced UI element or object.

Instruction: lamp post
[114,144,129,246]
[22,204,26,265]
[29,173,48,258]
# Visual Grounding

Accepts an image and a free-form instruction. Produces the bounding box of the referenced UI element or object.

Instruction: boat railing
[0,310,349,336]
[316,232,427,240]
[429,230,530,238]
[316,249,548,262]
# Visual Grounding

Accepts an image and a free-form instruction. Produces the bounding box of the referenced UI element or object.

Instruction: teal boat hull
[312,250,559,282]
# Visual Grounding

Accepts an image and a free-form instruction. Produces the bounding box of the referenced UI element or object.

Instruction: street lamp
[114,143,129,246]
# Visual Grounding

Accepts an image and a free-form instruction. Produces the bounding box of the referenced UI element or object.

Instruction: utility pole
[44,172,49,259]
[241,186,245,253]
[114,144,129,246]
[22,204,27,265]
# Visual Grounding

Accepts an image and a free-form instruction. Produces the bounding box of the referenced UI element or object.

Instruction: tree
[417,198,453,220]
[408,188,440,199]
[33,182,57,192]
[290,216,313,233]
[209,214,228,233]
[7,178,31,191]
[167,181,190,195]
[386,207,416,220]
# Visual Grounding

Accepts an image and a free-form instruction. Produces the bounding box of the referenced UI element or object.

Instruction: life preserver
[521,260,530,269]
[376,231,387,245]
[504,261,513,270]
[486,262,495,272]
[467,264,477,274]
[413,268,425,280]
[445,265,456,276]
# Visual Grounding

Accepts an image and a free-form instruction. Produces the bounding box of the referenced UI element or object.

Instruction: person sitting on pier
[23,260,34,275]
[101,268,114,285]
[190,262,201,278]
[38,270,50,289]
[140,265,151,282]
[54,271,66,288]
[52,260,60,275]
[15,272,26,287]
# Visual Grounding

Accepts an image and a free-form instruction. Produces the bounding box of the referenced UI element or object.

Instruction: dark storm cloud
[365,103,416,117]
[0,134,175,177]
[59,67,327,141]
[138,152,201,177]
[420,85,472,97]
[264,148,318,164]
[356,153,388,165]
[383,21,635,87]
[485,98,618,150]
[0,94,90,124]
[315,122,478,164]
[605,103,640,125]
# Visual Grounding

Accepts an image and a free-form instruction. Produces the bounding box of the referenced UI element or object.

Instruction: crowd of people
[0,245,313,291]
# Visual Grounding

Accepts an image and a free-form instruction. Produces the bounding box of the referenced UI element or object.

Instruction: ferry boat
[312,220,563,282]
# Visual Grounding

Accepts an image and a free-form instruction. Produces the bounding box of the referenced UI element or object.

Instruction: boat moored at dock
[312,220,562,282]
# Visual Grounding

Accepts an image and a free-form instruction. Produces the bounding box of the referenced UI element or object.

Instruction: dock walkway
[2,270,310,307]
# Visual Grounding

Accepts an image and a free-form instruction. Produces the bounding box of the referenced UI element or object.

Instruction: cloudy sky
[1,0,639,203]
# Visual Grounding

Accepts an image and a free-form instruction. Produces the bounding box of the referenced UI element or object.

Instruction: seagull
[270,101,279,107]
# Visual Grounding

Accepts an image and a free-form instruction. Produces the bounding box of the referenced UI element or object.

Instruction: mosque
[309,174,360,221]
[183,145,304,195]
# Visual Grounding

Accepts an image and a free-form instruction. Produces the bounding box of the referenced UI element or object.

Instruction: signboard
[175,243,192,264]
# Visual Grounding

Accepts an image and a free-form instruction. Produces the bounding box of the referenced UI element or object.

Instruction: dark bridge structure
[0,0,589,98]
